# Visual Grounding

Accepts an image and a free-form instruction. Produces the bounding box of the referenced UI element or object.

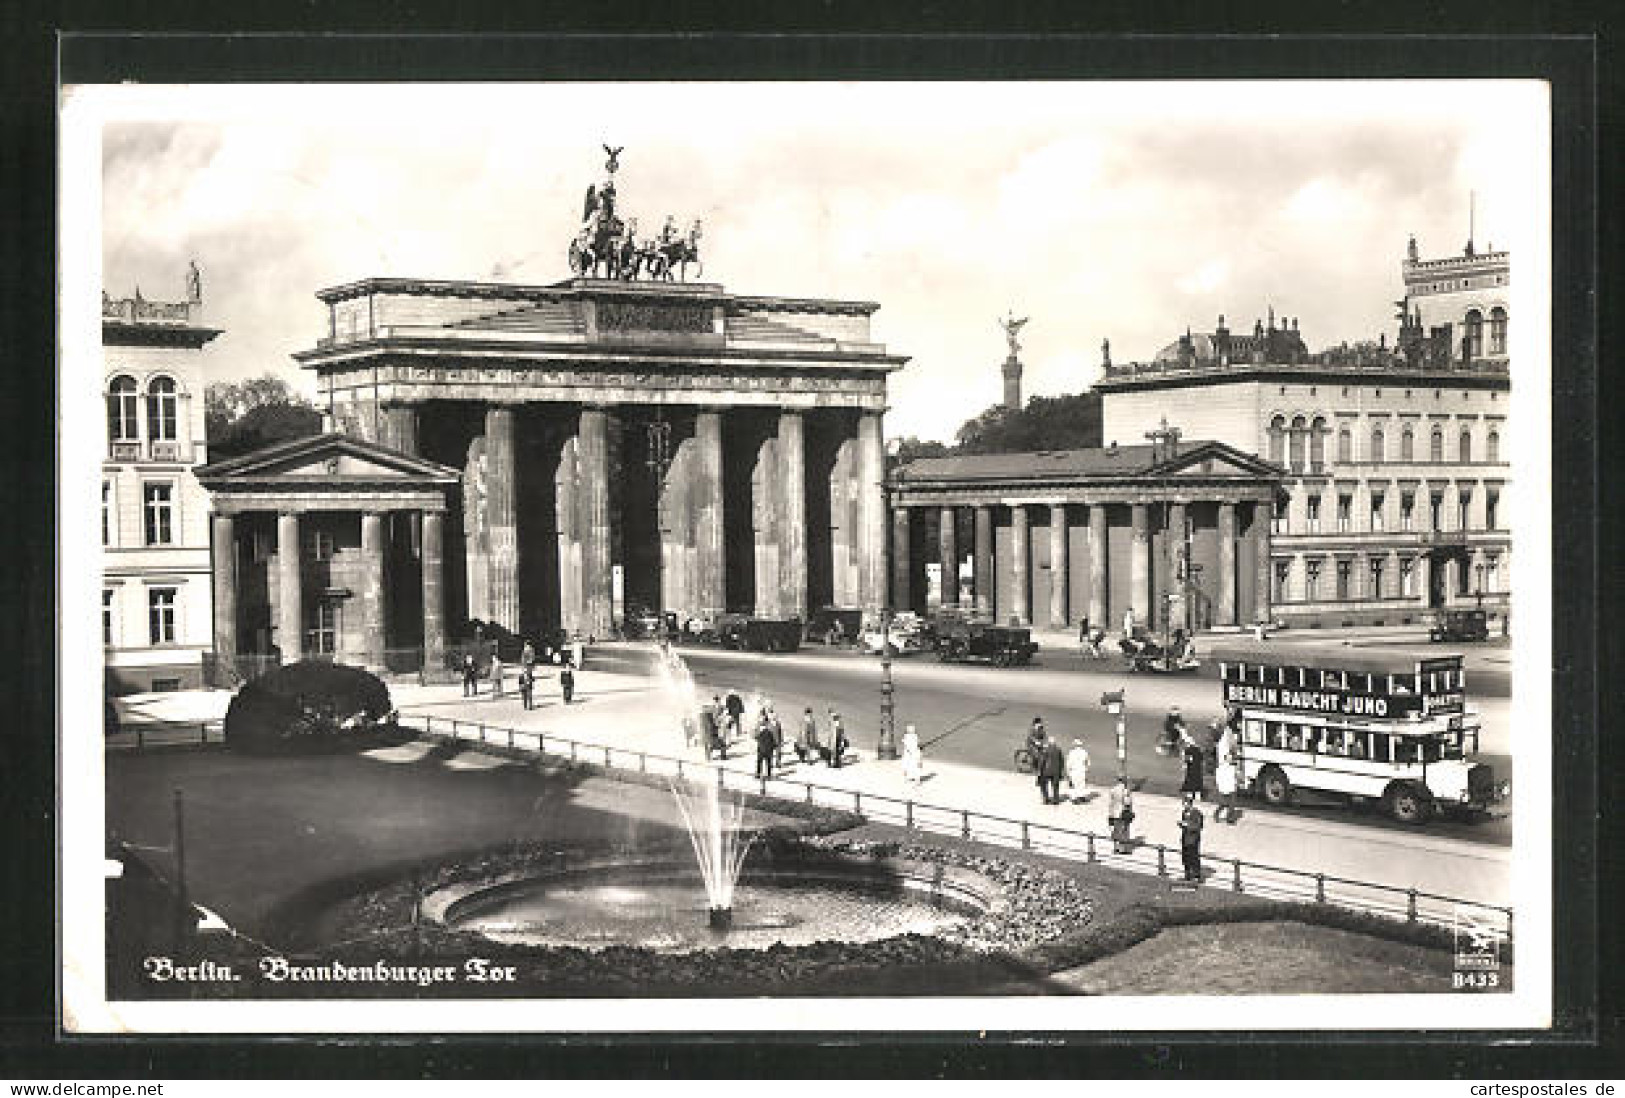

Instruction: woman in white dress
[900,724,924,785]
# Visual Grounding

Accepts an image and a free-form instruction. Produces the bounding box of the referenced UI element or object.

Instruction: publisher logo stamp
[1451,906,1502,990]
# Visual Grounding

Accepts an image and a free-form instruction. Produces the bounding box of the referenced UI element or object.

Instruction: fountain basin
[428,854,1001,954]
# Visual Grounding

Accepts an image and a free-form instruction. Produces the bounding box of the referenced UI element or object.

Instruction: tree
[206,374,323,458]
[954,392,1103,455]
[888,436,951,473]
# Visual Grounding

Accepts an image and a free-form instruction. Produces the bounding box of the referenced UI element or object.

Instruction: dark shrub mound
[225,660,393,754]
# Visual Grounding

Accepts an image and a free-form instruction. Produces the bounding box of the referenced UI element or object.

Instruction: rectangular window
[1273,560,1290,603]
[1370,492,1385,532]
[102,481,112,546]
[1486,489,1500,530]
[1336,494,1352,533]
[1306,494,1321,534]
[305,528,336,562]
[1486,555,1500,593]
[143,483,174,546]
[251,530,272,563]
[1400,557,1416,597]
[1401,492,1415,531]
[102,588,115,646]
[1459,491,1472,531]
[1305,559,1322,601]
[308,599,338,655]
[1272,496,1288,535]
[147,587,177,645]
[1336,559,1352,600]
[1429,492,1444,531]
[1369,558,1385,600]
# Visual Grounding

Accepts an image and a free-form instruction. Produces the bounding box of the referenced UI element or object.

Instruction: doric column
[694,409,725,615]
[1443,556,1460,606]
[938,506,958,608]
[1417,553,1433,607]
[579,405,613,638]
[421,509,445,673]
[829,432,855,607]
[751,432,780,616]
[891,505,912,611]
[359,511,385,670]
[1167,501,1187,633]
[210,512,236,665]
[1130,502,1150,628]
[1048,503,1068,628]
[974,505,994,616]
[778,410,807,619]
[484,406,518,631]
[1010,504,1031,626]
[857,410,886,613]
[1217,502,1238,626]
[1253,505,1273,623]
[1088,504,1108,629]
[275,511,302,663]
[380,403,418,455]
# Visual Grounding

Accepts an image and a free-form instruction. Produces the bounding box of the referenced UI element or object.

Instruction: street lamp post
[644,413,672,637]
[1102,689,1127,783]
[877,607,897,759]
[1474,562,1485,608]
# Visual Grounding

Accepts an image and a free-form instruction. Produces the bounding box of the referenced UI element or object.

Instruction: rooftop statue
[999,310,1029,357]
[567,147,704,282]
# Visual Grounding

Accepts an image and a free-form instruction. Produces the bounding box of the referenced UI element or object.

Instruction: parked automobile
[935,621,1038,666]
[860,612,930,655]
[804,606,864,646]
[1427,608,1489,643]
[719,616,803,653]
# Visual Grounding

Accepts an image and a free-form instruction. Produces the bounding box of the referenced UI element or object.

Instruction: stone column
[891,506,912,611]
[1088,504,1108,629]
[1130,502,1150,628]
[1010,504,1030,626]
[938,506,958,608]
[829,433,855,607]
[484,406,519,631]
[1217,502,1238,626]
[1048,503,1068,628]
[857,410,886,613]
[1167,501,1187,633]
[1253,506,1273,623]
[421,509,445,673]
[694,409,725,615]
[1443,556,1460,606]
[380,403,418,455]
[275,511,302,663]
[360,511,385,670]
[1417,553,1433,607]
[778,410,807,619]
[579,405,613,638]
[210,512,236,666]
[974,505,994,616]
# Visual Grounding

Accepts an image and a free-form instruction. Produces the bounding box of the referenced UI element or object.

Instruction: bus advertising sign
[1222,681,1462,719]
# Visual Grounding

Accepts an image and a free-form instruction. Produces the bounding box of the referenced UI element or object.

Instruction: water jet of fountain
[655,644,757,930]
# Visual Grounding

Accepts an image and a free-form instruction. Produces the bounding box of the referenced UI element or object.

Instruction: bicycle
[1013,746,1038,774]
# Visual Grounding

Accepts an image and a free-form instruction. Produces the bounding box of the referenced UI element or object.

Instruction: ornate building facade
[1097,238,1512,628]
[102,273,219,691]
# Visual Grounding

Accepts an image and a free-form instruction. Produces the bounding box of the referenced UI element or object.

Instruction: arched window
[1487,430,1500,463]
[1429,426,1444,463]
[1267,416,1286,465]
[1489,307,1507,355]
[1459,428,1472,464]
[107,375,138,443]
[146,376,178,442]
[1309,417,1328,472]
[1464,309,1484,360]
[1288,416,1307,474]
[1371,425,1385,463]
[1337,427,1352,463]
[1401,426,1415,462]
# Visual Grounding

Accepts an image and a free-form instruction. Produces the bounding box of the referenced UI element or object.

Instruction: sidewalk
[389,661,1510,922]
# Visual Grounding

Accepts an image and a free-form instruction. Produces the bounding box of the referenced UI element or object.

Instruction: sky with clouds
[85,81,1546,442]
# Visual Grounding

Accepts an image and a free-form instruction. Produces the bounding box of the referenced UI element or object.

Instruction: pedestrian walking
[1065,738,1091,802]
[1160,706,1185,755]
[828,710,849,768]
[461,654,478,697]
[796,707,821,764]
[1180,732,1206,799]
[1037,732,1066,804]
[767,704,785,767]
[1108,777,1135,853]
[1179,793,1205,883]
[559,663,575,705]
[521,640,536,671]
[900,724,923,785]
[725,690,746,742]
[490,654,505,698]
[698,704,721,760]
[1122,606,1137,639]
[569,639,584,669]
[754,710,778,779]
[518,665,535,711]
[1025,717,1048,766]
[1213,722,1239,824]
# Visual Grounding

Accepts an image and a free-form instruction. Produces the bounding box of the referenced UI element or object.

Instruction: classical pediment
[196,432,461,487]
[1144,441,1284,479]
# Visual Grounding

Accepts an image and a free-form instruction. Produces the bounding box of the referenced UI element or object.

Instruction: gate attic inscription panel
[295,277,908,638]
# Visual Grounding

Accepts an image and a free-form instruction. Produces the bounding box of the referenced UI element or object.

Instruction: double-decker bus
[1215,642,1507,824]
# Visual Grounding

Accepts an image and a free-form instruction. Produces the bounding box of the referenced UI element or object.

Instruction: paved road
[591,641,1512,849]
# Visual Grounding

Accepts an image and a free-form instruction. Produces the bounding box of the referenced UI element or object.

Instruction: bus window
[1370,733,1391,763]
[1324,730,1347,756]
[1268,722,1288,749]
[1349,733,1369,759]
[1419,737,1442,763]
[1244,720,1266,746]
[1320,670,1345,690]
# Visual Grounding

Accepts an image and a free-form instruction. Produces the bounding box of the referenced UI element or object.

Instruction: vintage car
[860,612,930,655]
[1427,608,1490,643]
[718,615,804,653]
[804,606,865,646]
[934,621,1039,666]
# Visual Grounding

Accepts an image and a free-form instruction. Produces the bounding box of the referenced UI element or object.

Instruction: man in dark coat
[518,665,534,711]
[724,690,746,740]
[1037,733,1067,804]
[462,654,478,698]
[1181,734,1207,799]
[754,711,778,779]
[559,664,575,705]
[1178,793,1205,882]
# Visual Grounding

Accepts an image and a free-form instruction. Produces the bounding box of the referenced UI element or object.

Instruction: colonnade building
[198,276,906,671]
[1097,238,1512,628]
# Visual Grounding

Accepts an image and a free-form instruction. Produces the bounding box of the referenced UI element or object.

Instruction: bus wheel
[1259,766,1292,807]
[1386,783,1433,824]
